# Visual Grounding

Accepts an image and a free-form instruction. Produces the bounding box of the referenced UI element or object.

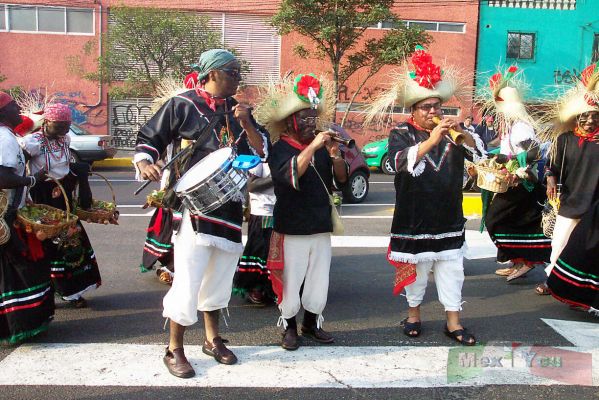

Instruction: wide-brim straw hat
[364,46,466,126]
[558,62,599,125]
[253,73,335,142]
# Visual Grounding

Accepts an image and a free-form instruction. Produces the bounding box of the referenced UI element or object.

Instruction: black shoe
[300,326,334,344]
[281,328,299,350]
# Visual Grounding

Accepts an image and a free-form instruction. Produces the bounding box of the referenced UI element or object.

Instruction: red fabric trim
[387,246,417,296]
[549,291,591,310]
[552,269,599,291]
[497,244,551,249]
[0,297,48,315]
[407,117,432,133]
[147,208,163,235]
[280,135,309,151]
[266,231,284,304]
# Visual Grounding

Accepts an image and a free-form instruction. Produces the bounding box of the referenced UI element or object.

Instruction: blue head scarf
[191,49,237,82]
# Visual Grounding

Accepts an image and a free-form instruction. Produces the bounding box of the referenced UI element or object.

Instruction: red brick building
[0,0,479,147]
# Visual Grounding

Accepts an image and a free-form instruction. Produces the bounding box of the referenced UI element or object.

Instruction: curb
[93,157,132,168]
[463,193,482,218]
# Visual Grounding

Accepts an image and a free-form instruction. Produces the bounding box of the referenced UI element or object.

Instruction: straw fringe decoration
[253,75,336,142]
[151,75,189,114]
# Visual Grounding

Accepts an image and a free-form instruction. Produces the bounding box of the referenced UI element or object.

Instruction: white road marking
[0,343,595,387]
[542,319,599,348]
[90,179,138,182]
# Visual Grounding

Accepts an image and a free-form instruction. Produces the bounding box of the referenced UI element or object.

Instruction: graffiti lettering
[110,99,153,150]
[554,68,580,85]
[337,85,386,102]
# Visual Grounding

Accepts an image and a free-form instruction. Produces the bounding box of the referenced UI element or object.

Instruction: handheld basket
[75,172,119,225]
[0,190,9,245]
[475,165,509,193]
[541,198,560,239]
[17,176,78,240]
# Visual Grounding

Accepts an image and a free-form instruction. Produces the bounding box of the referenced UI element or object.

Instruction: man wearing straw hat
[134,49,269,378]
[367,46,483,345]
[256,73,347,350]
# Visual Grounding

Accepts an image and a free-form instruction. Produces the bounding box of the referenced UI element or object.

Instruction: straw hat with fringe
[365,45,467,126]
[14,90,54,136]
[476,65,540,134]
[253,73,335,142]
[557,62,599,128]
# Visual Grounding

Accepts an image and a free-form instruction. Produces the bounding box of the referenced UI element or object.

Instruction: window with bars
[0,4,94,34]
[593,34,599,63]
[507,32,536,60]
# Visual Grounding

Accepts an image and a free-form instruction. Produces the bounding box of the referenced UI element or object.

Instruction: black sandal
[444,326,476,346]
[401,317,422,338]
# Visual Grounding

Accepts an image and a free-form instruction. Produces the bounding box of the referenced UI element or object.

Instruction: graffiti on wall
[109,99,153,150]
[553,68,580,85]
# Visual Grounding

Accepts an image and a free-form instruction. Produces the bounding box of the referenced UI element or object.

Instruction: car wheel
[343,170,369,203]
[69,151,81,163]
[381,154,395,175]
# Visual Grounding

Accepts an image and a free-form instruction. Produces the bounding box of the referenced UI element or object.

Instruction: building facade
[0,0,479,148]
[477,0,599,101]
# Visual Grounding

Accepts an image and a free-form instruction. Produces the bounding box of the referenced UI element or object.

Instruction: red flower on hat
[294,74,321,100]
[581,62,598,87]
[14,115,34,137]
[410,47,441,89]
[489,72,502,90]
[507,65,518,74]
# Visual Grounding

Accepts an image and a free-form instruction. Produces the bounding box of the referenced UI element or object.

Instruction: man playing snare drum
[134,49,269,379]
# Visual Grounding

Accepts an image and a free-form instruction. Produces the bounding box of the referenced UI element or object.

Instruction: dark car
[330,125,370,203]
[68,124,117,164]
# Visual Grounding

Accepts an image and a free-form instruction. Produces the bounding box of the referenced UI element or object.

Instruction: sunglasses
[299,116,319,124]
[415,102,442,112]
[219,68,242,80]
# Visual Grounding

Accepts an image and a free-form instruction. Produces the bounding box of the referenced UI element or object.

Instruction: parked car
[361,138,395,175]
[330,125,370,203]
[68,124,117,164]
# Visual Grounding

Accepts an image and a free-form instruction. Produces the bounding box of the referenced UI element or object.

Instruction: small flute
[431,116,465,145]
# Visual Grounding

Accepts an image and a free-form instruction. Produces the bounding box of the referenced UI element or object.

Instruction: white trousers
[162,211,241,326]
[547,215,580,274]
[404,256,464,312]
[280,233,332,320]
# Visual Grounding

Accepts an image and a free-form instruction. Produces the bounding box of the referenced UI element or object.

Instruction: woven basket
[0,219,9,245]
[475,165,509,193]
[0,190,8,218]
[75,172,119,225]
[17,177,78,240]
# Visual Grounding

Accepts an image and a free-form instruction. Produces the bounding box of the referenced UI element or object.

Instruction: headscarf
[191,49,237,82]
[0,92,14,110]
[43,103,72,122]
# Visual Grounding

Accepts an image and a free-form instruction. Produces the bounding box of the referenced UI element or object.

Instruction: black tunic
[269,139,345,235]
[547,132,599,219]
[135,90,270,247]
[387,122,477,263]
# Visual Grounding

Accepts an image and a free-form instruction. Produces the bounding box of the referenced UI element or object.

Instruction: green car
[361,138,395,174]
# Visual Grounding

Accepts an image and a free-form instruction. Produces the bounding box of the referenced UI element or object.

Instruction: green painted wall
[477,0,599,101]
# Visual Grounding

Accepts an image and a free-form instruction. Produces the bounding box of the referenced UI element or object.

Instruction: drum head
[175,147,233,193]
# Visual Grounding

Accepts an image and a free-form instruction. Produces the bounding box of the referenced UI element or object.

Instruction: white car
[68,124,117,164]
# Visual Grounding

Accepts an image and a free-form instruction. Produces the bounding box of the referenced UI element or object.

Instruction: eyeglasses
[299,116,319,124]
[415,102,442,112]
[578,112,599,121]
[219,68,242,80]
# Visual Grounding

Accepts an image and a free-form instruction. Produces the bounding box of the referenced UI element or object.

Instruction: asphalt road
[1,168,597,400]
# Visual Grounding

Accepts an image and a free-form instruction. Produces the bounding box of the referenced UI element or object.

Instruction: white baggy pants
[162,211,242,326]
[404,256,464,312]
[279,233,332,321]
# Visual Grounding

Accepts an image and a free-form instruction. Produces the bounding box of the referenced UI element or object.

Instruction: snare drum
[174,147,247,214]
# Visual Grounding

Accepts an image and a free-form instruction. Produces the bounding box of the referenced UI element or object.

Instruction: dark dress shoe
[281,328,299,351]
[301,326,335,344]
[202,336,238,365]
[163,347,195,379]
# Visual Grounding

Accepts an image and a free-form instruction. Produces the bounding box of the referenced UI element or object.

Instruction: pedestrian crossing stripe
[0,344,596,387]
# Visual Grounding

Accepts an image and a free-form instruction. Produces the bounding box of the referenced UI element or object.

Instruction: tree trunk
[340,72,373,128]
